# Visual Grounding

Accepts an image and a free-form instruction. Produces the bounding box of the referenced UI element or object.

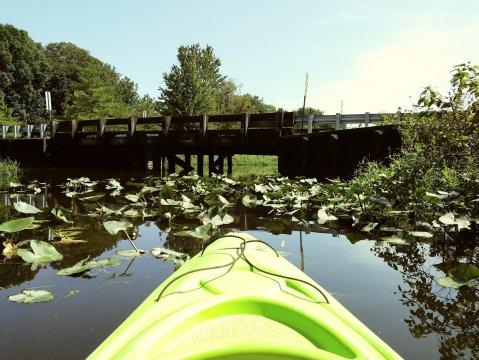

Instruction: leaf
[80,193,106,202]
[65,290,80,298]
[8,289,54,304]
[57,257,121,276]
[103,220,133,235]
[361,222,378,232]
[56,258,95,275]
[438,212,470,230]
[125,193,140,203]
[176,224,212,239]
[436,277,464,289]
[116,249,143,258]
[51,207,71,223]
[17,240,63,263]
[381,235,409,245]
[409,231,434,238]
[2,241,17,259]
[449,263,479,282]
[317,208,337,225]
[0,217,35,233]
[13,201,42,214]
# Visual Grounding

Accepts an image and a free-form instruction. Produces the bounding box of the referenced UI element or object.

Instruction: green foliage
[159,44,226,116]
[0,99,20,125]
[351,63,479,225]
[0,24,50,123]
[294,107,324,116]
[0,159,20,189]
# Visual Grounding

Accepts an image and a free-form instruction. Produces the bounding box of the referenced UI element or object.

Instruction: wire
[155,234,329,304]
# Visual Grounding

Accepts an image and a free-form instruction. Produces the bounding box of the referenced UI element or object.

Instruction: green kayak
[88,232,403,359]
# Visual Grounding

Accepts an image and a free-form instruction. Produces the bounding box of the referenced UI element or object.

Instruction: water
[0,173,477,359]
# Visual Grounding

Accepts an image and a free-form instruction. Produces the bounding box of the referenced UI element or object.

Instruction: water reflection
[0,185,478,359]
[373,233,479,358]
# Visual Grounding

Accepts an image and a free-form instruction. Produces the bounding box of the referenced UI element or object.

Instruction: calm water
[0,171,477,359]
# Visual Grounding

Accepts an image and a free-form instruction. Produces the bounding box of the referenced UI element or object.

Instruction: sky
[1,0,479,114]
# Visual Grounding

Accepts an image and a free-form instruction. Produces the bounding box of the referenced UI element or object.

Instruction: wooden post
[197,155,204,177]
[2,126,7,139]
[208,154,214,176]
[163,116,171,136]
[202,115,208,140]
[168,155,175,174]
[218,155,224,174]
[307,114,314,134]
[98,119,106,138]
[71,120,79,138]
[365,112,370,127]
[227,155,233,176]
[161,157,168,177]
[335,113,341,130]
[129,117,138,137]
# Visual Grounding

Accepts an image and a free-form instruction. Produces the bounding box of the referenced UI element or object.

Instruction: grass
[172,155,278,179]
[0,159,20,189]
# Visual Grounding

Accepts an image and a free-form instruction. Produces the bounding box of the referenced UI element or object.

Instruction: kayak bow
[88,232,402,359]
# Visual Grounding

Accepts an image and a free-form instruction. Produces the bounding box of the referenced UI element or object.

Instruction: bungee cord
[155,234,329,304]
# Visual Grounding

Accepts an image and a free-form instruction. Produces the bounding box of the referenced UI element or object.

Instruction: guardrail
[1,124,48,139]
[294,111,406,132]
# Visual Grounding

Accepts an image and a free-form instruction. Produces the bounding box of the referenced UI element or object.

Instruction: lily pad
[116,249,143,258]
[17,240,63,263]
[0,217,35,233]
[176,224,212,240]
[317,208,337,225]
[103,220,133,235]
[8,289,54,304]
[14,201,42,214]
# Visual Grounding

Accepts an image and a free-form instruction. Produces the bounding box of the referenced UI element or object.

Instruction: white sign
[45,91,52,111]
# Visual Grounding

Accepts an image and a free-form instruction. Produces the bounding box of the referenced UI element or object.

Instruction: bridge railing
[294,111,406,132]
[1,124,48,139]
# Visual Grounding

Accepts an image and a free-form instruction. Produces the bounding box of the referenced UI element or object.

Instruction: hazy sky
[1,0,478,114]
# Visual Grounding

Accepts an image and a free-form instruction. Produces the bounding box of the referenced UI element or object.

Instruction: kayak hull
[88,233,402,359]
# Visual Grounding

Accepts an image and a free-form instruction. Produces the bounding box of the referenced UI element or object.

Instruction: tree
[63,68,127,120]
[45,42,138,118]
[0,24,50,123]
[158,44,226,115]
[0,99,20,125]
[293,107,324,117]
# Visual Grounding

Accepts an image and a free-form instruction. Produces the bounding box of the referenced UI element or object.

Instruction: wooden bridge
[0,112,402,179]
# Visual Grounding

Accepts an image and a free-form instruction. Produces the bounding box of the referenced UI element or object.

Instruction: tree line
[0,24,322,125]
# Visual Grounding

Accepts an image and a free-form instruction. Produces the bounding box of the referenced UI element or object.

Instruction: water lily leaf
[116,249,144,258]
[65,290,80,298]
[56,258,95,275]
[409,231,434,238]
[361,222,378,232]
[17,240,63,263]
[204,214,235,227]
[8,289,54,304]
[176,224,212,239]
[439,213,470,230]
[51,207,71,223]
[13,201,42,214]
[103,220,133,235]
[125,193,140,202]
[80,193,106,202]
[123,209,140,217]
[436,276,464,289]
[55,238,88,245]
[317,208,337,225]
[96,258,122,268]
[381,235,409,245]
[57,257,121,276]
[242,195,261,207]
[160,198,182,206]
[254,184,268,193]
[151,247,187,260]
[449,263,479,282]
[0,217,35,233]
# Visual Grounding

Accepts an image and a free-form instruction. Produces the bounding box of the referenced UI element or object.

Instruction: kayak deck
[88,233,402,360]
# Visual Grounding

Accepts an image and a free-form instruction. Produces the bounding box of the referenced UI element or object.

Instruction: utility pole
[301,72,308,133]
